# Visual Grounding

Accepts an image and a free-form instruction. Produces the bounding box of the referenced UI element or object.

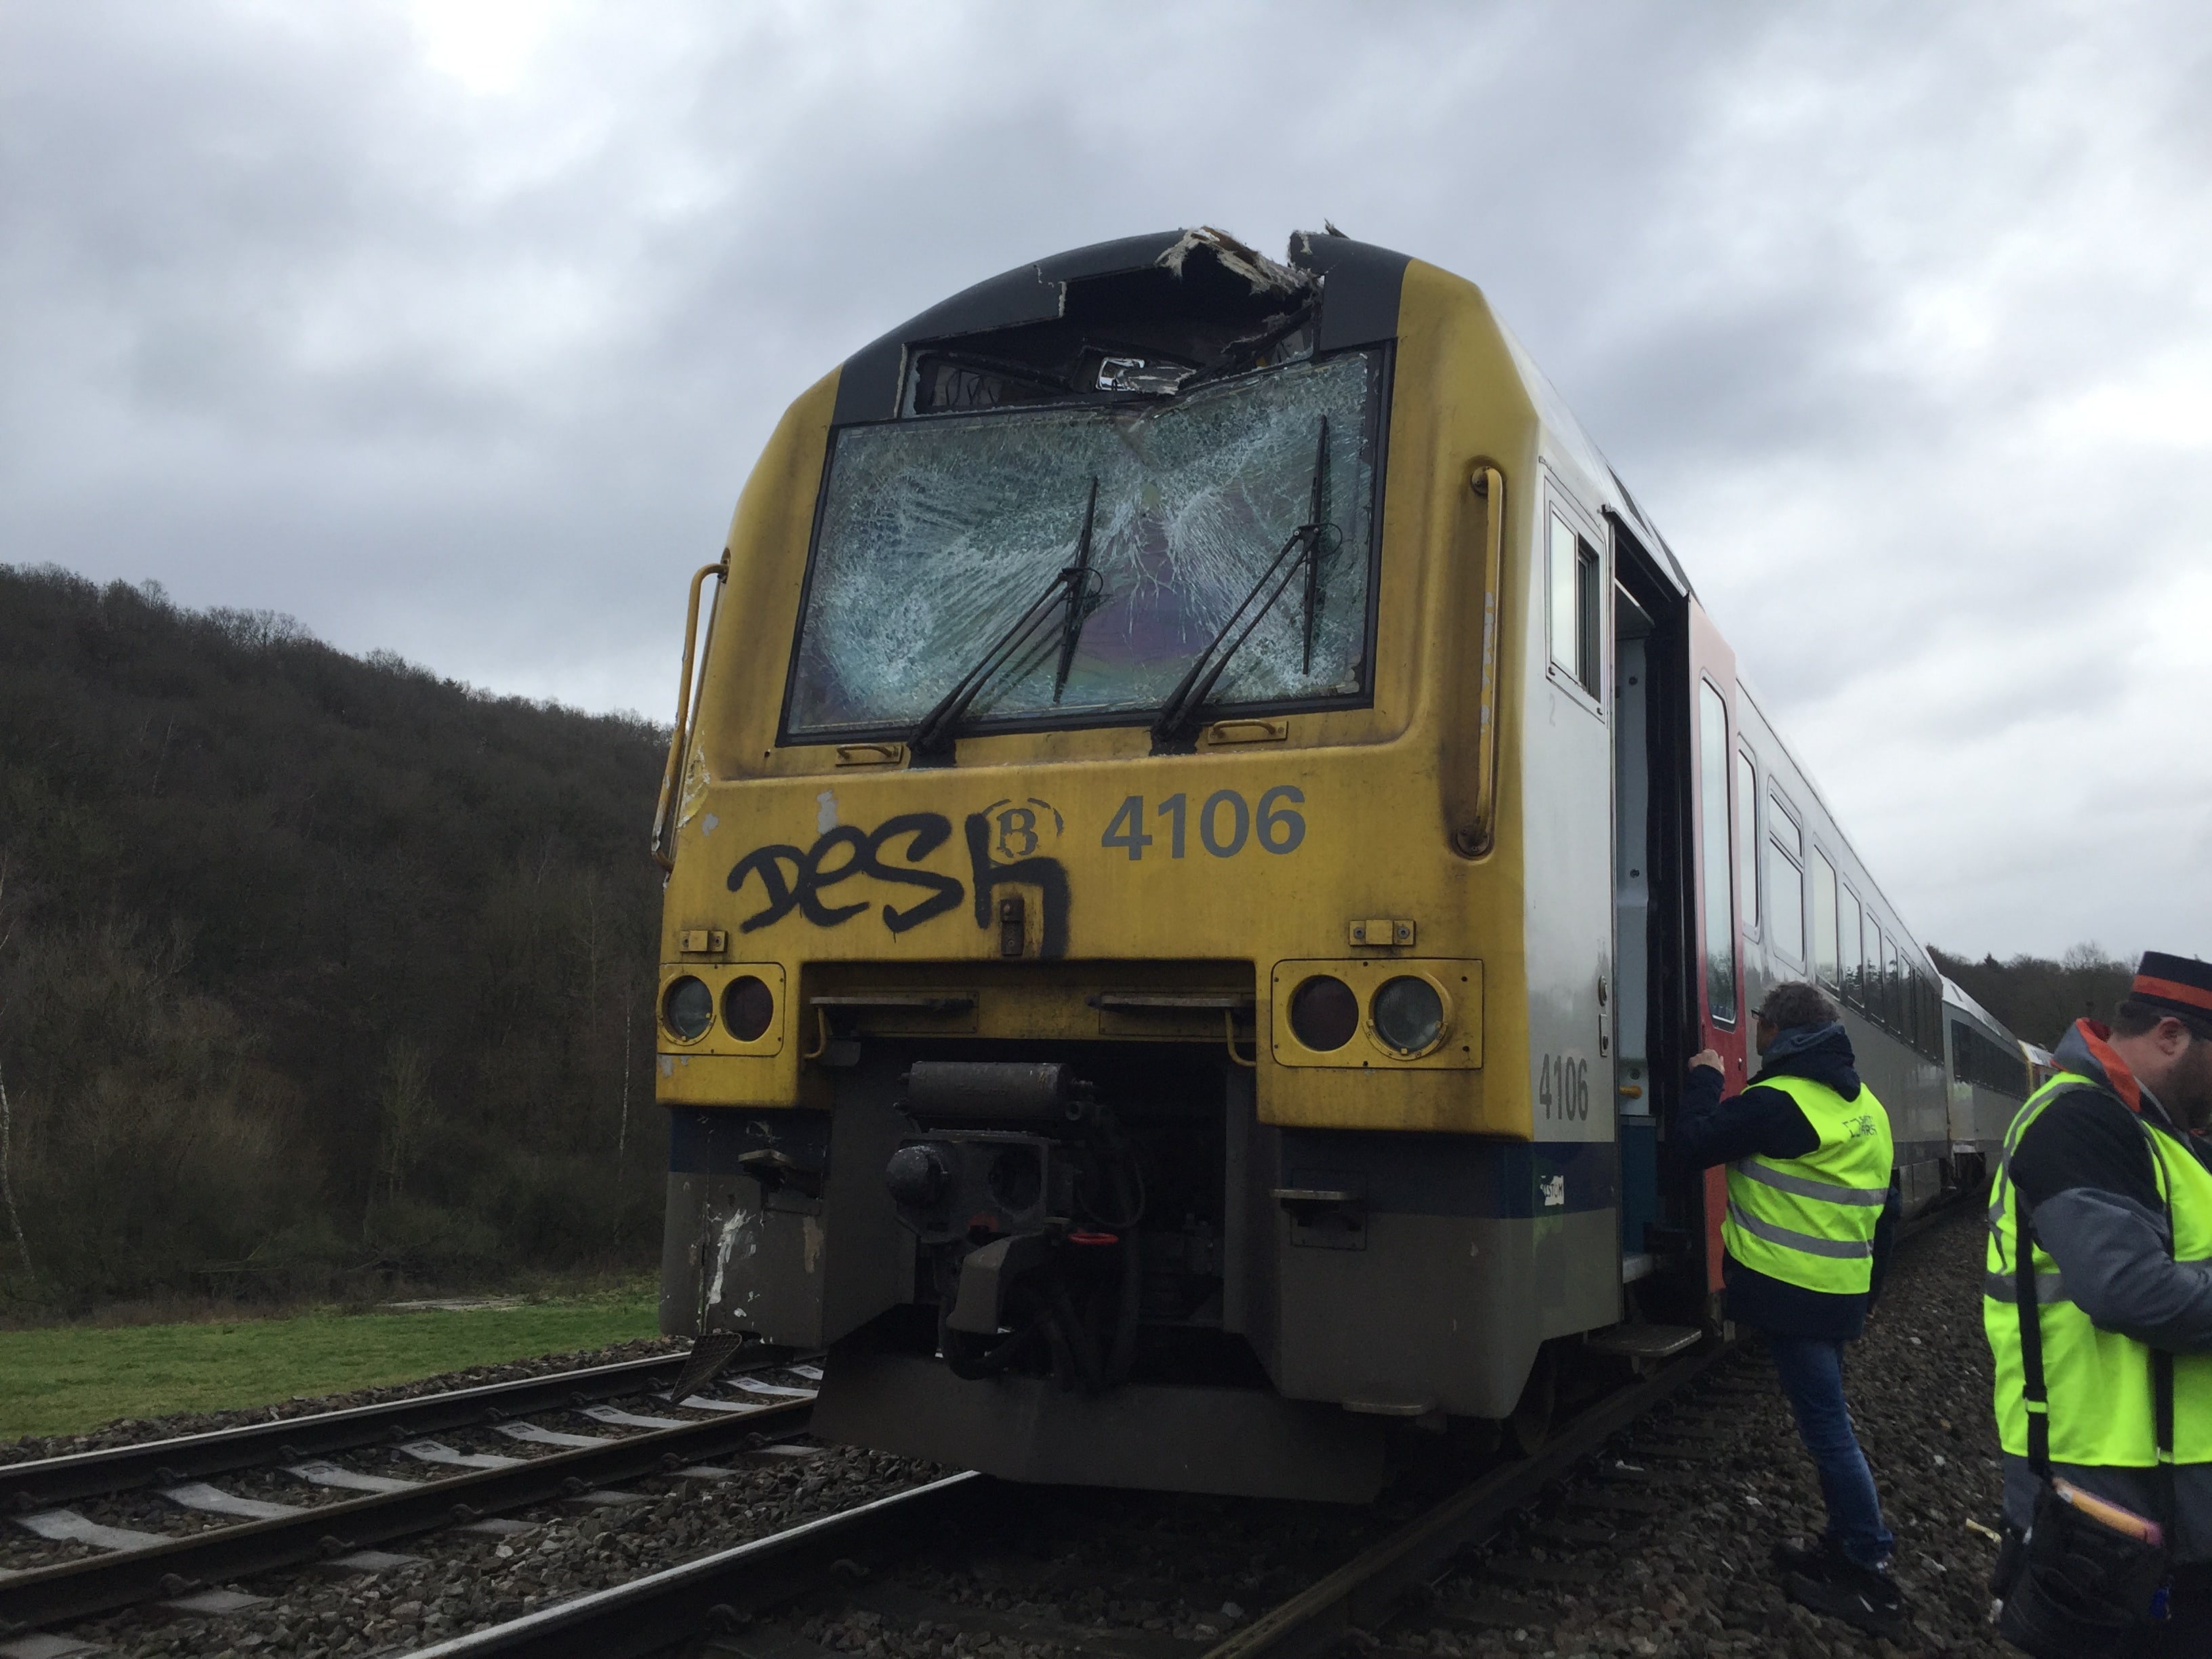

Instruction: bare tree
[373,1038,436,1208]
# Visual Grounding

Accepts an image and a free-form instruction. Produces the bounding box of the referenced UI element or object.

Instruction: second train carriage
[650,228,1970,1501]
[1941,977,2034,1182]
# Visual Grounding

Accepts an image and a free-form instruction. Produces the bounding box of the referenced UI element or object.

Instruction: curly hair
[1756,980,1839,1031]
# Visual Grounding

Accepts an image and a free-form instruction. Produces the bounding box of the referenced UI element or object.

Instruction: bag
[1991,1185,2175,1658]
[1994,1481,2169,1657]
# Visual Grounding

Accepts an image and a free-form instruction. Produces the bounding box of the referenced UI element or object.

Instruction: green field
[0,1285,659,1441]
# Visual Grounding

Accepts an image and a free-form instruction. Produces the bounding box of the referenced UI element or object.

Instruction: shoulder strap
[2014,1192,2051,1477]
[2143,1122,2179,1532]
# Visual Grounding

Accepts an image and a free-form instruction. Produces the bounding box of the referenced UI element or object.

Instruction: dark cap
[2131,952,2212,1025]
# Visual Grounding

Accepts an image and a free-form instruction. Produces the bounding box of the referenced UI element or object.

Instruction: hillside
[1928,946,2135,1052]
[0,565,669,1311]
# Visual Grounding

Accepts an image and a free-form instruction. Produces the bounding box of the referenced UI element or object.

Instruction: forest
[0,565,669,1314]
[0,560,2156,1316]
[1927,945,2137,1053]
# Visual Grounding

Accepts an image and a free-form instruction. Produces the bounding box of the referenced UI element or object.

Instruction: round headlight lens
[663,975,714,1041]
[722,975,774,1042]
[1372,976,1445,1054]
[1288,975,1360,1052]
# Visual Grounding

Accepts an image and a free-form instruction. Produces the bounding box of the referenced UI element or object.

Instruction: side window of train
[1697,681,1737,1025]
[1765,794,1805,965]
[1811,849,1841,991]
[1883,933,1902,1033]
[1547,510,1601,699]
[1734,752,1759,937]
[1864,914,1885,1026]
[1840,884,1864,1006]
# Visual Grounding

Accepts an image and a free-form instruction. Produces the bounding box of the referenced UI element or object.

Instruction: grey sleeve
[2034,1186,2212,1353]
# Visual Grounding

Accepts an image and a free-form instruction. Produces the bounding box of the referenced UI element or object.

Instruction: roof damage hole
[906,228,1319,417]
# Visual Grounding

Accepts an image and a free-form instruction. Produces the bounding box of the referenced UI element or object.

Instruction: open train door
[1607,513,1744,1326]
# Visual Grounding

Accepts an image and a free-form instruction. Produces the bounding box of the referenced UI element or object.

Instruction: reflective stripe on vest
[1721,1073,1893,1295]
[1983,1071,2212,1467]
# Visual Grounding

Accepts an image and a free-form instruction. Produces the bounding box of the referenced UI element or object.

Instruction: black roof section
[829,229,1412,427]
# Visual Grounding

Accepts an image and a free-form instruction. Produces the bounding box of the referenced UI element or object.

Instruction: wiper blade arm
[1151,419,1336,747]
[1052,477,1101,704]
[910,482,1103,758]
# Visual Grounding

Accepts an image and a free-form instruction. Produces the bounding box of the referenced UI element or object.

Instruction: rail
[0,1353,693,1511]
[378,1339,1734,1659]
[405,1472,991,1657]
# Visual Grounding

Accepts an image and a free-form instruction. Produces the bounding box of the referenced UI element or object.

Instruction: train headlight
[1372,976,1445,1056]
[722,975,775,1042]
[662,976,714,1042]
[1288,975,1360,1052]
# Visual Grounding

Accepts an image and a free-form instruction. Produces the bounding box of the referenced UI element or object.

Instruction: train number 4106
[1540,1054,1592,1121]
[1101,787,1306,861]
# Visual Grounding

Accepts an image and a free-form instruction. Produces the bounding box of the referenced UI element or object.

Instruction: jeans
[1768,1334,1894,1569]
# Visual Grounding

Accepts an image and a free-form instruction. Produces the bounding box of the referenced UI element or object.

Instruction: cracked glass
[785,351,1384,738]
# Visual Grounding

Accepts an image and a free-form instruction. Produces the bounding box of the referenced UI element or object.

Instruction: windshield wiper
[909,481,1103,760]
[1151,419,1336,747]
[1052,476,1101,703]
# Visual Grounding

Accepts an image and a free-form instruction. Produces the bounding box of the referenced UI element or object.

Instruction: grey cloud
[3,0,2209,957]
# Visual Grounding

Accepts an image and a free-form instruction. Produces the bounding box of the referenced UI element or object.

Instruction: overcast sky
[3,1,2207,962]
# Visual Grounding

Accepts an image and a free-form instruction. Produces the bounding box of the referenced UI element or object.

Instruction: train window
[1953,1017,2031,1099]
[1698,682,1738,1025]
[1734,752,1759,935]
[1883,933,1902,1032]
[1812,850,1840,989]
[1548,513,1601,697]
[1841,884,1864,1006]
[786,348,1386,739]
[1769,796,1801,861]
[1765,799,1805,964]
[1863,911,1883,1022]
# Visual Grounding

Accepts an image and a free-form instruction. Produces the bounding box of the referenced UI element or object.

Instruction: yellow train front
[653,229,1728,1502]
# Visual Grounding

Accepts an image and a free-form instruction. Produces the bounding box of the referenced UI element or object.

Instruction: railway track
[373,1336,1744,1659]
[0,1351,823,1640]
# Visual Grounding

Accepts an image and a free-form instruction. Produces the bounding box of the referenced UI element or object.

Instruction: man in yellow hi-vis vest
[1679,980,1903,1640]
[1985,951,2212,1652]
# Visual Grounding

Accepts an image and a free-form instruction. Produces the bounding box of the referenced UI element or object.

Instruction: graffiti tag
[725,798,1069,959]
[726,813,964,935]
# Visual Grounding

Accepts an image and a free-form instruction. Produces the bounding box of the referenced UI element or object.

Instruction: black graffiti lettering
[726,844,805,932]
[965,812,1071,960]
[869,813,966,934]
[728,812,964,936]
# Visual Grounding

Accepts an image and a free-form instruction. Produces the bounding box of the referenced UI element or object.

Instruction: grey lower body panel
[812,1349,1387,1503]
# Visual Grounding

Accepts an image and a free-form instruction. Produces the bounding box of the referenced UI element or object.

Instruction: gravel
[17,1218,2013,1658]
[68,1439,943,1658]
[1412,1208,2011,1657]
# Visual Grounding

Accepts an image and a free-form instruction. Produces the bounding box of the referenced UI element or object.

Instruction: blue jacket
[1672,1021,1901,1340]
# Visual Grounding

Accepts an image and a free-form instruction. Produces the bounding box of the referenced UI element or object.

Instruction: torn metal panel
[1157,226,1312,300]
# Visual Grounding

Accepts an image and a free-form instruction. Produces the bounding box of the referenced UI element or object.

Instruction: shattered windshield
[784,350,1385,739]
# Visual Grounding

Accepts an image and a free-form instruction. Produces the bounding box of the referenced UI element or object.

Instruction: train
[1940,976,2035,1189]
[647,228,2015,1503]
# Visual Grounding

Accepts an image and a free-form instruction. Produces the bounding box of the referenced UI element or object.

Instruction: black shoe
[1785,1551,1907,1642]
[1769,1535,1829,1575]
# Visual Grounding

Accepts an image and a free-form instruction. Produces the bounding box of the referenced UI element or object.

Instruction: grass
[0,1280,659,1441]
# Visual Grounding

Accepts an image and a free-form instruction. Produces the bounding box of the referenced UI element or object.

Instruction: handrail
[650,552,730,872]
[1458,464,1507,857]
